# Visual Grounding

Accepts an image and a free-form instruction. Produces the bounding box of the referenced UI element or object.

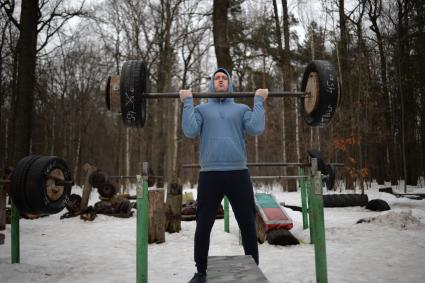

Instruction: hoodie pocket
[202,137,245,163]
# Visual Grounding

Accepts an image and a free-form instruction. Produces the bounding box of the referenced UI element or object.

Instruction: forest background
[0,0,424,192]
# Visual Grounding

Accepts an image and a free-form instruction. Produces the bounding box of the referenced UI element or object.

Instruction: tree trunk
[213,0,232,71]
[282,0,296,191]
[0,187,6,231]
[12,0,39,163]
[367,0,398,185]
[165,182,182,233]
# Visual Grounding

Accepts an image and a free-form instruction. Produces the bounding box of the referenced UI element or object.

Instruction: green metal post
[224,196,229,233]
[11,201,20,263]
[307,175,315,244]
[299,168,309,230]
[311,159,328,283]
[136,169,149,283]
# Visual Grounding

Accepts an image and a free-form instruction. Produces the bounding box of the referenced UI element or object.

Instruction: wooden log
[148,189,165,243]
[165,182,182,233]
[256,212,266,244]
[81,163,97,211]
[207,256,269,282]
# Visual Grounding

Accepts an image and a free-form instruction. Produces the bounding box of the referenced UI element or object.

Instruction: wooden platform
[207,256,269,282]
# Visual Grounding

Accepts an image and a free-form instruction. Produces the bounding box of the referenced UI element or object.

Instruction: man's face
[213,72,229,92]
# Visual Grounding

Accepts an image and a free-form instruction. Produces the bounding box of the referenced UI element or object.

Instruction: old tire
[301,60,338,127]
[120,60,147,128]
[25,156,72,215]
[366,199,390,211]
[97,182,117,198]
[266,229,299,246]
[323,194,368,207]
[89,170,109,188]
[10,155,42,214]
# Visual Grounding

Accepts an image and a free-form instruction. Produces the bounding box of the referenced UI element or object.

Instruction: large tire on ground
[97,182,117,199]
[120,60,147,128]
[301,60,338,127]
[25,156,72,215]
[89,170,109,188]
[10,155,41,214]
[366,199,390,211]
[266,229,299,246]
[323,194,368,207]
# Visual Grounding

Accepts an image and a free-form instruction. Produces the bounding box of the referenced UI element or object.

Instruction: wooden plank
[207,256,269,283]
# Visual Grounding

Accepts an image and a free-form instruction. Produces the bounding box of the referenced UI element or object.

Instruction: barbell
[105,60,341,128]
[0,156,162,215]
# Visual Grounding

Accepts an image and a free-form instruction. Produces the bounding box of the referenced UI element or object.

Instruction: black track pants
[194,170,258,274]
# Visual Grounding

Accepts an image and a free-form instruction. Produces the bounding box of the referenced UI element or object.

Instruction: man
[180,67,268,283]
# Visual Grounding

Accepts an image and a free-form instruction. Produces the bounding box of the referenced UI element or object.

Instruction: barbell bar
[182,162,345,168]
[139,91,307,99]
[105,60,341,128]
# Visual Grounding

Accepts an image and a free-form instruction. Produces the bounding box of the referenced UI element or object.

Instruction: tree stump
[256,212,266,244]
[165,182,182,233]
[148,189,166,243]
[81,163,97,211]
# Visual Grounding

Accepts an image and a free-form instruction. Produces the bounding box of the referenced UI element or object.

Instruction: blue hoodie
[182,68,265,171]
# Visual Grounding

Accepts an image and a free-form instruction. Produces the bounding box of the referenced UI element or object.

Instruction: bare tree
[1,0,85,163]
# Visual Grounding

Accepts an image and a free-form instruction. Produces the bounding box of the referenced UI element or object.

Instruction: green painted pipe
[224,196,229,233]
[11,201,20,263]
[299,168,309,230]
[307,176,315,244]
[312,170,328,283]
[136,175,148,283]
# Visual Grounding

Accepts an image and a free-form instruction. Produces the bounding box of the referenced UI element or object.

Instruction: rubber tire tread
[120,60,147,128]
[25,156,72,214]
[301,60,338,127]
[10,155,41,214]
[266,229,299,246]
[323,194,368,207]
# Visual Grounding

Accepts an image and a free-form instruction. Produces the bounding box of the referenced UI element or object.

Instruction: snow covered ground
[1,183,425,283]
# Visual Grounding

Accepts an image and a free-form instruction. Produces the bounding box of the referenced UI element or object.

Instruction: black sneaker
[188,272,207,283]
